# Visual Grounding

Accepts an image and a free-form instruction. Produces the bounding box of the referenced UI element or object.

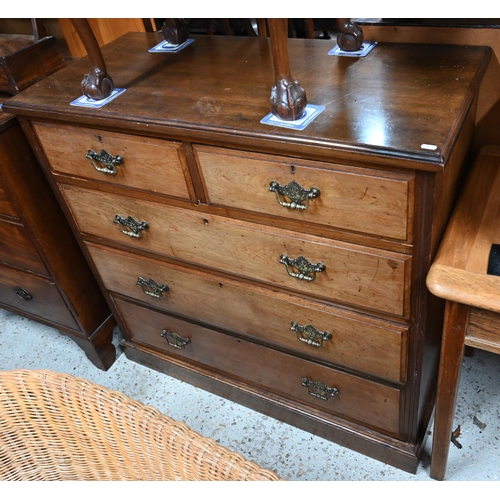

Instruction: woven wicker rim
[0,369,281,481]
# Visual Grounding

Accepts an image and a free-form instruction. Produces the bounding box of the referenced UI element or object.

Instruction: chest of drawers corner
[4,33,491,473]
[0,98,115,370]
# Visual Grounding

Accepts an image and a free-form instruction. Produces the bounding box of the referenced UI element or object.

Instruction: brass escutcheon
[269,180,320,210]
[136,277,169,298]
[114,215,149,238]
[291,322,332,347]
[161,329,190,350]
[86,149,123,175]
[301,377,338,401]
[280,254,326,281]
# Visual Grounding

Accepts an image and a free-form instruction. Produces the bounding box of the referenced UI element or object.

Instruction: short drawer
[87,243,408,382]
[61,185,411,317]
[0,263,78,330]
[115,297,402,435]
[194,145,414,242]
[0,219,50,277]
[32,122,193,201]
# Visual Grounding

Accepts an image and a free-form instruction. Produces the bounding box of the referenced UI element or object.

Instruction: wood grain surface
[33,121,194,200]
[195,144,414,242]
[88,242,408,382]
[61,184,412,317]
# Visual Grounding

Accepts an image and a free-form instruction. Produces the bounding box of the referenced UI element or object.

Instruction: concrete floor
[1,307,499,481]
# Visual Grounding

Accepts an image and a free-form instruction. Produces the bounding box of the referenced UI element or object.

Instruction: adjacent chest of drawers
[0,97,115,370]
[5,33,491,473]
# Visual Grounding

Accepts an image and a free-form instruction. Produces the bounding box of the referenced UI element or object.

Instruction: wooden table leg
[336,18,364,51]
[70,18,114,100]
[162,19,190,45]
[268,18,307,121]
[430,300,469,480]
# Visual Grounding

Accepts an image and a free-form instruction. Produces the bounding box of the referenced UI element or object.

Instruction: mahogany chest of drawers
[4,33,491,472]
[0,96,115,370]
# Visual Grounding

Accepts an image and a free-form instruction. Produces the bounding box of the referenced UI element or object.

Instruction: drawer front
[0,181,17,218]
[87,243,408,382]
[195,145,414,242]
[467,308,500,352]
[0,220,50,277]
[115,297,402,435]
[33,122,193,200]
[0,263,78,329]
[62,185,411,317]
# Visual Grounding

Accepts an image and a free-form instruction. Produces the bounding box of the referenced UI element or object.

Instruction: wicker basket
[0,369,281,480]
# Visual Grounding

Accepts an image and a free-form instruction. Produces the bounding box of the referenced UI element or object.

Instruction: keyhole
[203,219,209,226]
[97,135,103,143]
[290,165,295,174]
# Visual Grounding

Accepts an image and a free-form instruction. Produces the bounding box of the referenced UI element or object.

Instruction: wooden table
[427,146,500,480]
[4,32,491,474]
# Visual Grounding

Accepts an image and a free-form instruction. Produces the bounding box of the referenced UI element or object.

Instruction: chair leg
[430,301,469,480]
[70,19,114,100]
[267,18,307,121]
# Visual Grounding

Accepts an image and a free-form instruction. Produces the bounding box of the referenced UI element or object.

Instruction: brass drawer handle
[269,180,320,210]
[280,254,326,282]
[301,377,339,401]
[14,287,32,301]
[86,149,123,175]
[114,215,149,238]
[291,322,332,347]
[136,277,169,298]
[161,329,190,350]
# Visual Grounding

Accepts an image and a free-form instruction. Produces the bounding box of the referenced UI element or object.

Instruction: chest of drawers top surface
[4,33,490,167]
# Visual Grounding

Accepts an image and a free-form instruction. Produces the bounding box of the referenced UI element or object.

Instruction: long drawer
[194,145,414,242]
[0,263,78,329]
[87,242,408,382]
[32,122,193,201]
[61,185,412,317]
[114,297,402,435]
[0,219,50,277]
